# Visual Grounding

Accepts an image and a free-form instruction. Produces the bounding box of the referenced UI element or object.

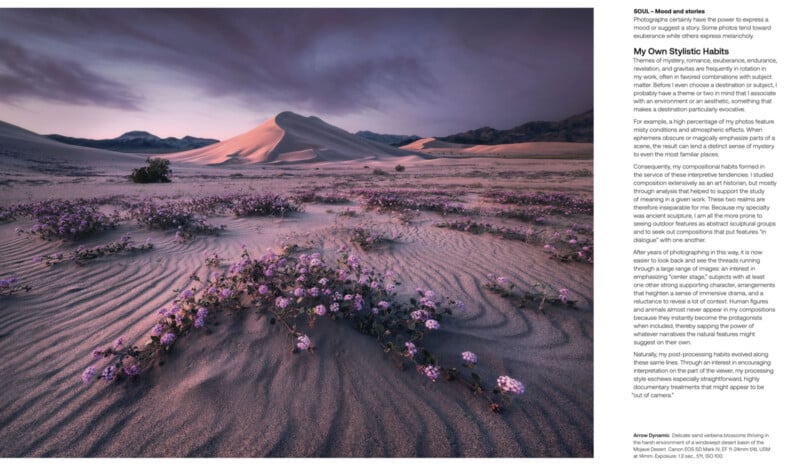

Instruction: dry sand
[0,144,592,457]
[167,111,418,165]
[401,137,593,159]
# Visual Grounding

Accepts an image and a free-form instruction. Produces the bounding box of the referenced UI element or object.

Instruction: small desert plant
[130,157,172,183]
[484,273,576,311]
[33,234,154,266]
[0,276,31,296]
[229,193,301,217]
[373,168,389,176]
[15,199,120,241]
[81,247,526,413]
[395,164,406,172]
[349,226,399,250]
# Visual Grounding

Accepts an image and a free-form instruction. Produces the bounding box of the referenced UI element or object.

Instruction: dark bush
[395,164,406,172]
[130,157,172,183]
[373,168,389,176]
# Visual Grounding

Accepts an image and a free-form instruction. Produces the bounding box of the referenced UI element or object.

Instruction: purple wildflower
[405,341,417,357]
[330,302,340,313]
[423,365,440,382]
[91,347,104,360]
[461,351,478,365]
[258,284,269,296]
[81,366,96,384]
[497,376,525,395]
[124,364,140,377]
[276,297,290,309]
[101,365,116,382]
[558,288,569,304]
[151,323,164,336]
[425,319,440,330]
[297,334,312,351]
[220,288,233,298]
[293,287,305,298]
[160,333,176,346]
[411,310,429,321]
[314,304,327,316]
[180,289,194,299]
[378,300,390,310]
[112,338,125,351]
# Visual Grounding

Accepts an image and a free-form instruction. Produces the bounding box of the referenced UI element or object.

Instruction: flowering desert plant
[484,273,577,311]
[127,201,225,238]
[435,218,537,243]
[33,234,154,266]
[292,189,350,204]
[229,193,301,217]
[348,226,400,250]
[82,247,526,412]
[541,227,594,264]
[484,190,593,216]
[16,199,120,241]
[352,188,466,215]
[0,276,31,296]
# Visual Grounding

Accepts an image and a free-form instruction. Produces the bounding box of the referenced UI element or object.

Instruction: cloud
[0,9,592,133]
[0,38,141,110]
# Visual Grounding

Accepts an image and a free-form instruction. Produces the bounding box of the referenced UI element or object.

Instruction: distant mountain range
[436,110,593,145]
[354,130,421,147]
[45,131,219,154]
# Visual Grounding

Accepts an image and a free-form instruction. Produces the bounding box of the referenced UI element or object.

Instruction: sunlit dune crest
[166,111,420,165]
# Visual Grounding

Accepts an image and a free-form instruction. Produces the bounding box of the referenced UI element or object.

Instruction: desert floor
[0,157,593,457]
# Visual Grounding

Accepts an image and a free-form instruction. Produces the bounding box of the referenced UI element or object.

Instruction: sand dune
[0,159,593,457]
[166,112,419,165]
[0,120,146,175]
[401,137,593,158]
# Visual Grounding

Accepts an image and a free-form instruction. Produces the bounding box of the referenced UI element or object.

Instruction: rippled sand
[0,158,593,457]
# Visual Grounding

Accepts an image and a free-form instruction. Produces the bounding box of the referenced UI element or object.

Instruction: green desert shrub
[130,157,172,183]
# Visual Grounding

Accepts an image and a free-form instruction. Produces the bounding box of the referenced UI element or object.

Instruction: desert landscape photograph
[0,8,593,457]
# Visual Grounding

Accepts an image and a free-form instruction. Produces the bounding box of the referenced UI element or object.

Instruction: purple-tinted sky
[0,9,592,139]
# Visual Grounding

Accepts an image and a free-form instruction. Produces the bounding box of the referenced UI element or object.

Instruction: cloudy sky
[0,9,592,140]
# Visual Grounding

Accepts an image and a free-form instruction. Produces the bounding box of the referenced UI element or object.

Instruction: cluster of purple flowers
[292,189,350,204]
[461,351,478,365]
[351,188,466,215]
[18,199,120,241]
[78,246,526,412]
[228,193,300,217]
[436,219,533,242]
[484,272,576,310]
[496,375,525,395]
[0,276,30,296]
[34,234,154,266]
[542,229,594,264]
[484,190,593,216]
[349,227,396,250]
[296,334,313,351]
[128,201,225,237]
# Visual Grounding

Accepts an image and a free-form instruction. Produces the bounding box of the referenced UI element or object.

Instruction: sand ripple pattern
[0,207,592,457]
